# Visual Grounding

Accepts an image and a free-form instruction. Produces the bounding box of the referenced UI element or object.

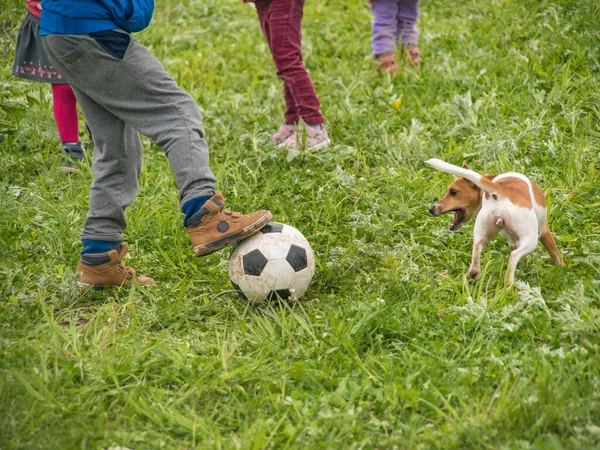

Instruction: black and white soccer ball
[228,223,315,302]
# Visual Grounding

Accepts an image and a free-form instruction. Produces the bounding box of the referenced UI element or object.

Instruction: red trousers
[255,0,324,125]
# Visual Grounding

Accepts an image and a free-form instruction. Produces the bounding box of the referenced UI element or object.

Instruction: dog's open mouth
[449,208,466,231]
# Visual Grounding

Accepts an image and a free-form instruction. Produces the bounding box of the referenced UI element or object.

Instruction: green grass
[1,0,600,448]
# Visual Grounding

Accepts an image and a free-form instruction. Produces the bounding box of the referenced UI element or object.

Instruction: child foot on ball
[187,193,272,257]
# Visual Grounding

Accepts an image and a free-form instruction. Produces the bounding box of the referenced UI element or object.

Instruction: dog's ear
[465,178,476,189]
[462,161,469,170]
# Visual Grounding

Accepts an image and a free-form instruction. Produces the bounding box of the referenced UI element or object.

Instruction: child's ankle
[81,239,122,254]
[182,195,213,227]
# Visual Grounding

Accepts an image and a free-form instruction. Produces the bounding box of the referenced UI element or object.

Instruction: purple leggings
[371,0,420,58]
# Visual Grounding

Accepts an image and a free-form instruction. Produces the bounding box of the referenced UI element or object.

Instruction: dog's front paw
[468,268,480,281]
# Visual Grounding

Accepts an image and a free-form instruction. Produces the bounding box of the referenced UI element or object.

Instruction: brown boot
[376,52,398,74]
[77,243,155,289]
[187,193,272,256]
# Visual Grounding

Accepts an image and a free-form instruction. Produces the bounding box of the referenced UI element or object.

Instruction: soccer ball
[228,223,315,302]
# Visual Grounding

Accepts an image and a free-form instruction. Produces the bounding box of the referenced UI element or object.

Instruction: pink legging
[51,84,79,143]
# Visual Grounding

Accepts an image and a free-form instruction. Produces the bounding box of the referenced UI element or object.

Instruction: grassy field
[1,0,600,448]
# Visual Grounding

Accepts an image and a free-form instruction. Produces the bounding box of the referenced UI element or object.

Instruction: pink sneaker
[272,123,296,144]
[402,45,422,68]
[376,52,398,74]
[279,131,298,150]
[306,125,331,150]
[279,125,331,151]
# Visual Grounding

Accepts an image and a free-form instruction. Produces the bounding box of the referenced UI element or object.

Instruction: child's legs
[256,1,299,124]
[42,33,217,211]
[73,87,141,242]
[396,0,419,47]
[282,84,299,125]
[51,83,79,143]
[371,0,399,57]
[262,0,324,125]
[117,37,217,207]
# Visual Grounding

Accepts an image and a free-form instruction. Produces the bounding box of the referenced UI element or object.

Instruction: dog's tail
[425,158,498,194]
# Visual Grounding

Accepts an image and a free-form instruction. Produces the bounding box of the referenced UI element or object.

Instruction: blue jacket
[40,0,154,36]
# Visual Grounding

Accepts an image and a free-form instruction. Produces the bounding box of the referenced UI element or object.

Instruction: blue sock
[81,239,122,255]
[182,195,212,227]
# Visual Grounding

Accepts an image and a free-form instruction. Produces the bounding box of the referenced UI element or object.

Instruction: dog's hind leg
[540,224,565,266]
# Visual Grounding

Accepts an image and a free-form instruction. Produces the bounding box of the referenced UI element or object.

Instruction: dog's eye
[450,189,458,196]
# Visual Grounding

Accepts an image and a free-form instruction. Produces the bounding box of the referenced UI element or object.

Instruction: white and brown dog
[426,159,564,285]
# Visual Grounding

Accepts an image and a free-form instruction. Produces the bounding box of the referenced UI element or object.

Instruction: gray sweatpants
[42,32,217,242]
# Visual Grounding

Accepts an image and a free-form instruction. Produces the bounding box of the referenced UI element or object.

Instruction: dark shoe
[187,193,272,256]
[77,243,155,289]
[62,141,87,173]
[0,133,4,143]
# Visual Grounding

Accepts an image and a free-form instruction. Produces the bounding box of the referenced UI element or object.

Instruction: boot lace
[117,262,136,280]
